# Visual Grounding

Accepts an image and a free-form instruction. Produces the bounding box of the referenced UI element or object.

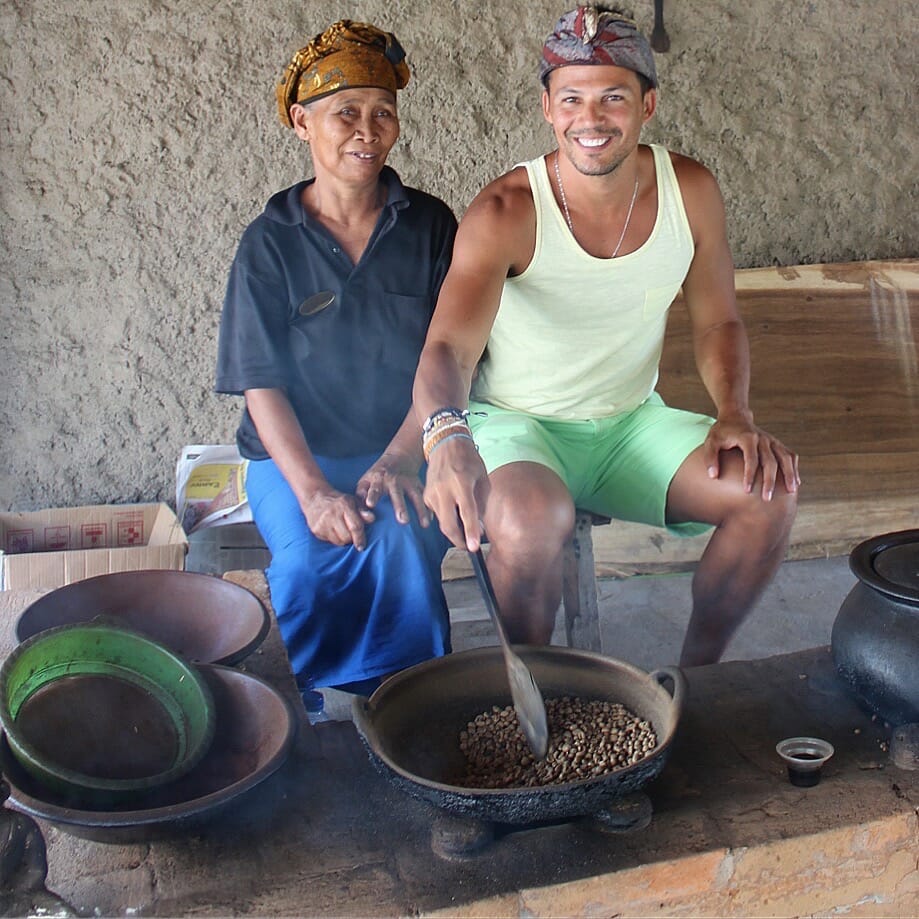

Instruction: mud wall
[1,0,916,510]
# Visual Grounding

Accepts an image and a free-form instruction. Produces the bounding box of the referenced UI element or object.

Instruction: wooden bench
[444,259,919,652]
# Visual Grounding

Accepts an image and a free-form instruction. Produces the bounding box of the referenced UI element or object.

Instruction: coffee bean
[455,697,657,789]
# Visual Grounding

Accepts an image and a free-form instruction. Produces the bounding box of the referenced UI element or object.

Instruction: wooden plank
[587,494,919,578]
[659,260,919,463]
[561,512,603,651]
[443,488,919,582]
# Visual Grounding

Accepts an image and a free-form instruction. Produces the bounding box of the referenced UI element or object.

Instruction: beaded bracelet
[424,430,476,462]
[422,419,473,460]
[422,407,470,434]
[423,418,470,440]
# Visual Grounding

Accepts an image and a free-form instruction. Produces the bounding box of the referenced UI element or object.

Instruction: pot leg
[431,812,495,860]
[583,792,653,834]
[890,723,919,770]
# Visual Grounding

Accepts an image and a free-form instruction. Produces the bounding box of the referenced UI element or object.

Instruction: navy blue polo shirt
[216,167,456,459]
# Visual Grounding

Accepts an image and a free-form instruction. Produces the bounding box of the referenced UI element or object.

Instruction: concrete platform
[1,568,916,918]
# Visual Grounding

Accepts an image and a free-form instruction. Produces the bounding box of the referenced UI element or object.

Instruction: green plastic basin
[0,622,215,804]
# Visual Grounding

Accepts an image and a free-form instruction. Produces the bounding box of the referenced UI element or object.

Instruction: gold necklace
[554,151,639,258]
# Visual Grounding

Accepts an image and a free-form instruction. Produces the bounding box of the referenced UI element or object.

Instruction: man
[413,5,799,666]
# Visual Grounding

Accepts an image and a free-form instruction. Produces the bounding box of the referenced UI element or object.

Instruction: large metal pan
[353,646,685,824]
[16,570,270,666]
[1,664,297,843]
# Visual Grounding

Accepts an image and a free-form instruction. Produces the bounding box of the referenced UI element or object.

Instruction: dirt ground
[1,0,916,510]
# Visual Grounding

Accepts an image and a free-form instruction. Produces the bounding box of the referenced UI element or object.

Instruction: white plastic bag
[176,445,252,535]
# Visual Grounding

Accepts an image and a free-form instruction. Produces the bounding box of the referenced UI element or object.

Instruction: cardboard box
[0,503,188,591]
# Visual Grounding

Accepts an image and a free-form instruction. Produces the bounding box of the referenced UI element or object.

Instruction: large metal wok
[352,646,685,824]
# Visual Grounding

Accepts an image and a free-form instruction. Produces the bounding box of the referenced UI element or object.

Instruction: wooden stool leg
[561,512,603,652]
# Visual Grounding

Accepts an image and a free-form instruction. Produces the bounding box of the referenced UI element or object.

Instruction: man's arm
[674,154,799,499]
[413,171,535,549]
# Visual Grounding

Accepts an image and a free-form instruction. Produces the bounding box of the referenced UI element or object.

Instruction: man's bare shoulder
[456,164,537,271]
[668,150,722,199]
[464,164,535,226]
[667,149,727,243]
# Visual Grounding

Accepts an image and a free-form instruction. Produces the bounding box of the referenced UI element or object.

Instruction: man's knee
[680,447,798,534]
[762,483,797,542]
[485,466,575,554]
[717,480,797,555]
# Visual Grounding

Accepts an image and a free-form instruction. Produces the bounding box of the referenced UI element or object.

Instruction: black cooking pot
[832,529,919,726]
[352,646,685,824]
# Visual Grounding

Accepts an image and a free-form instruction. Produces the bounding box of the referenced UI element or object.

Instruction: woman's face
[291,88,400,184]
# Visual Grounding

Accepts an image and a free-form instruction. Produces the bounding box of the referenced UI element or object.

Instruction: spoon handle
[470,549,512,648]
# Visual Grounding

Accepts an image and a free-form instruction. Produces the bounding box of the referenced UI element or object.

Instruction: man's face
[542,65,656,176]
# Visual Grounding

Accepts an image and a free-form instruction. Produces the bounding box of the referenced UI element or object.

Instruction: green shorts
[468,393,714,537]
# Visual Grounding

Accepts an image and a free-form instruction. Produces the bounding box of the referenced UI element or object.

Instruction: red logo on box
[81,523,108,548]
[44,525,71,550]
[116,519,144,547]
[6,529,34,553]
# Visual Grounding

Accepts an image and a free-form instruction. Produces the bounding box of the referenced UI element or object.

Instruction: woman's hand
[356,452,430,527]
[301,486,375,549]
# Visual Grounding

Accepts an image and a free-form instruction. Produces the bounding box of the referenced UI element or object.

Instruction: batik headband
[277,19,410,127]
[539,6,658,88]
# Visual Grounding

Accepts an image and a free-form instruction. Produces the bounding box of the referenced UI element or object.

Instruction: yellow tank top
[471,144,695,419]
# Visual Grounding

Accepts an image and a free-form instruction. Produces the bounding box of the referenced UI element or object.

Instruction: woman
[216,20,456,718]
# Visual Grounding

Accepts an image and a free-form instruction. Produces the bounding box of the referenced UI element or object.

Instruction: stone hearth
[1,574,916,917]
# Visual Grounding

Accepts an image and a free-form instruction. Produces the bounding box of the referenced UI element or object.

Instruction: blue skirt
[245,455,451,690]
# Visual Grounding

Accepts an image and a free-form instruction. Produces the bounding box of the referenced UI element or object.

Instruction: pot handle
[648,666,687,716]
[350,695,374,736]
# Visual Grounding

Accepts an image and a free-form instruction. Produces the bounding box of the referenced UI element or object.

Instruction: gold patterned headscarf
[277,20,411,128]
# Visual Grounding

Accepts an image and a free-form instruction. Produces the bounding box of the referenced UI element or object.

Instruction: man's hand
[703,411,800,501]
[300,486,374,549]
[423,436,491,550]
[356,452,430,527]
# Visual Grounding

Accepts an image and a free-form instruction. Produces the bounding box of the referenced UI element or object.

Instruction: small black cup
[775,736,834,787]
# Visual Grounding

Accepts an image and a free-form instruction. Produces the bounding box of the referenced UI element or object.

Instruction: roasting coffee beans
[457,696,657,789]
